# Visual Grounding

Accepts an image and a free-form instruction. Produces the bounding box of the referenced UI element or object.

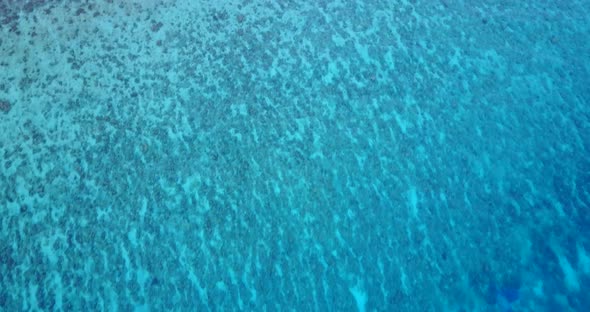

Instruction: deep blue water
[1,0,589,311]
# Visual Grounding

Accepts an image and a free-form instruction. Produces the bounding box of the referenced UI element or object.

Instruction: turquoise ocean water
[1,0,589,311]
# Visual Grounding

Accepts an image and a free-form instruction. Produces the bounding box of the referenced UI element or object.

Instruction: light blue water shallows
[0,1,589,311]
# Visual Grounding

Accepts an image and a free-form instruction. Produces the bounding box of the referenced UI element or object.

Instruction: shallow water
[1,0,589,311]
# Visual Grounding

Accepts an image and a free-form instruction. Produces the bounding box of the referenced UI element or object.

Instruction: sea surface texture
[1,0,589,311]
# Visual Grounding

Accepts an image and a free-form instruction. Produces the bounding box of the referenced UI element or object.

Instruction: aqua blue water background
[1,1,589,311]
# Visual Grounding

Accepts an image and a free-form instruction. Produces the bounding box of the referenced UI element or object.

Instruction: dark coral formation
[0,99,11,113]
